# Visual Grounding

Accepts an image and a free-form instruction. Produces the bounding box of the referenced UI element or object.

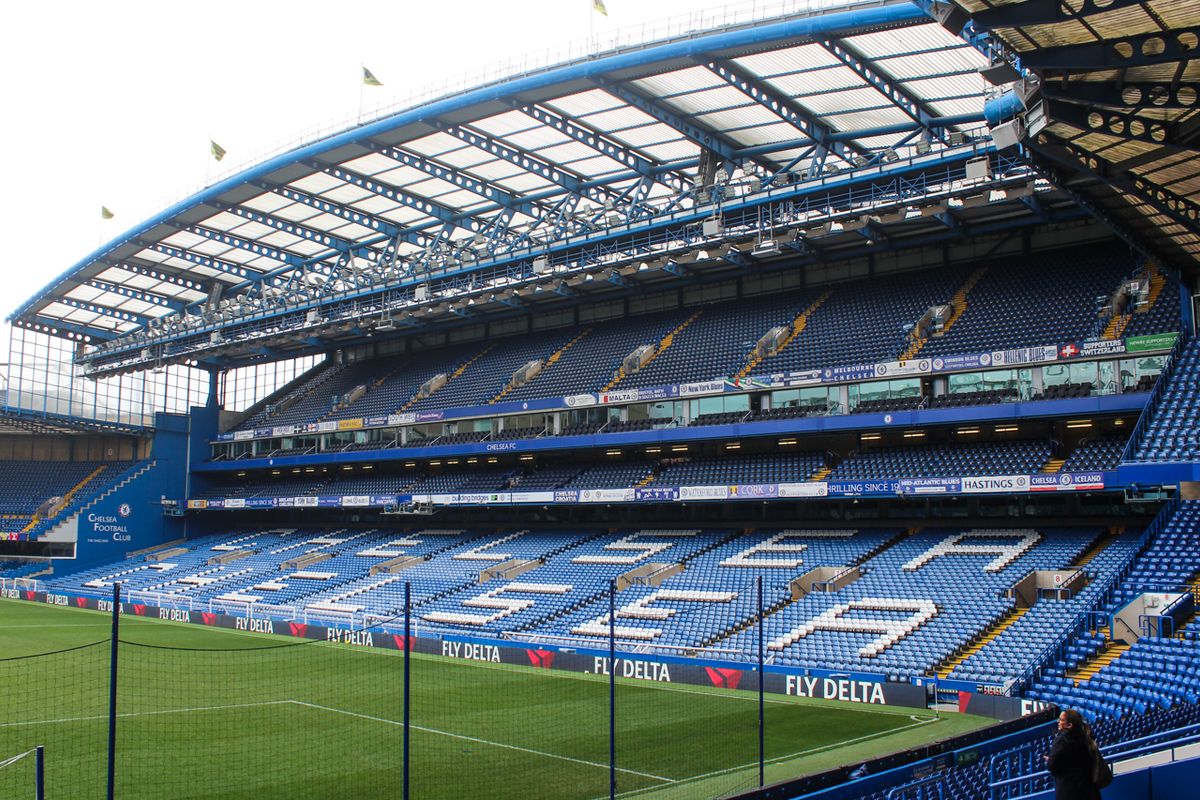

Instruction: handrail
[1010,496,1178,692]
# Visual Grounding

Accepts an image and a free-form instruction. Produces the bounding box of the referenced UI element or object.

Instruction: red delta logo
[392,634,415,651]
[705,667,743,690]
[75,597,88,608]
[201,613,217,626]
[958,692,973,714]
[289,622,308,638]
[132,604,147,616]
[526,649,555,669]
[24,591,35,601]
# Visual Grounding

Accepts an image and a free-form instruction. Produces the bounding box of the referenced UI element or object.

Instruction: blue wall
[65,412,190,572]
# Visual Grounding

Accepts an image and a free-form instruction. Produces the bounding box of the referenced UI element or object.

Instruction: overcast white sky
[0,0,795,325]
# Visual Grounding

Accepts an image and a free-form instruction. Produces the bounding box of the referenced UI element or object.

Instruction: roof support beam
[436,121,608,204]
[1042,81,1200,110]
[55,296,153,327]
[102,260,206,293]
[1020,25,1200,70]
[14,316,117,342]
[593,77,771,171]
[85,279,185,311]
[514,102,691,194]
[1046,99,1198,153]
[363,142,533,216]
[1030,134,1200,234]
[203,200,357,255]
[704,59,870,166]
[306,158,461,226]
[249,179,413,245]
[139,241,258,283]
[967,0,1147,29]
[163,223,306,271]
[818,37,951,144]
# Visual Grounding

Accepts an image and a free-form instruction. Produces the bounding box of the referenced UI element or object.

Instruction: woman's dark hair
[1063,708,1104,780]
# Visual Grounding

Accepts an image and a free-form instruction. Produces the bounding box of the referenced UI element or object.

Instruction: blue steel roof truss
[19,1,1031,362]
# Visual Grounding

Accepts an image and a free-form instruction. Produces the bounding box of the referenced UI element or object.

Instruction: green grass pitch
[0,599,993,799]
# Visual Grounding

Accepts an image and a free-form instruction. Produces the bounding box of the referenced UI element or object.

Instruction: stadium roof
[944,0,1200,270]
[12,0,1153,376]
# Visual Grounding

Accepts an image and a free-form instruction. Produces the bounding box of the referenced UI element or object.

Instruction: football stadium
[2,0,1199,797]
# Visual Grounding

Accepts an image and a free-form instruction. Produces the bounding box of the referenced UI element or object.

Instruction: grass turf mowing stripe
[288,699,675,783]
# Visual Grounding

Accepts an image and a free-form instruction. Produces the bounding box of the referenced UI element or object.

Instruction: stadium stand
[1131,337,1200,462]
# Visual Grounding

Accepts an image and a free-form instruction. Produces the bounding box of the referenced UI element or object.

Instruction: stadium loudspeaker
[990,119,1025,151]
[928,1,969,33]
[979,60,1021,86]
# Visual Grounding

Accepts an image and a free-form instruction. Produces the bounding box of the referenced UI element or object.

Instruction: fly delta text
[785,675,887,704]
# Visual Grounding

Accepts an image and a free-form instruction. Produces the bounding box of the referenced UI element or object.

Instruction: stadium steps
[1074,527,1122,568]
[603,309,704,391]
[36,461,157,542]
[1102,262,1165,339]
[490,327,593,404]
[321,363,408,420]
[397,344,495,412]
[736,289,832,380]
[903,265,988,360]
[1040,458,1066,474]
[1066,640,1131,685]
[22,465,108,533]
[937,606,1030,679]
[1102,313,1131,340]
[1139,263,1166,313]
[635,474,656,488]
[809,466,832,481]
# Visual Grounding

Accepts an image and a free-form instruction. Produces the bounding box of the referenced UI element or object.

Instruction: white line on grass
[605,716,938,799]
[0,700,295,728]
[287,699,674,784]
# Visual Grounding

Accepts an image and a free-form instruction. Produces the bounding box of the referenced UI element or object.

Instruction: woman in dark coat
[1044,708,1102,800]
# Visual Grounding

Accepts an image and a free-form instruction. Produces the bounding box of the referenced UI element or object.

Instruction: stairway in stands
[604,310,704,391]
[1074,527,1122,568]
[397,344,495,412]
[901,265,989,361]
[22,465,107,534]
[1102,262,1167,340]
[1066,634,1131,685]
[936,605,1030,679]
[490,327,593,404]
[736,289,832,380]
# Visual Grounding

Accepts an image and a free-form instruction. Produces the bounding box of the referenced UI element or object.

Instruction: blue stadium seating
[1131,337,1200,462]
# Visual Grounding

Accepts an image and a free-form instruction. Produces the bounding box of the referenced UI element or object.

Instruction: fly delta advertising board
[5,589,951,711]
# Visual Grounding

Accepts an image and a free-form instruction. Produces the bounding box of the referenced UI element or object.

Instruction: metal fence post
[609,579,617,800]
[404,581,411,800]
[107,583,121,800]
[758,575,765,787]
[35,745,44,800]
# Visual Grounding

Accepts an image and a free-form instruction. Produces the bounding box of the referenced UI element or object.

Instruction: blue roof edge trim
[11,0,926,327]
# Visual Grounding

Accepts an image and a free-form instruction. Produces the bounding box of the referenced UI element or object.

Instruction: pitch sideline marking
[0,700,295,729]
[287,699,674,784]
